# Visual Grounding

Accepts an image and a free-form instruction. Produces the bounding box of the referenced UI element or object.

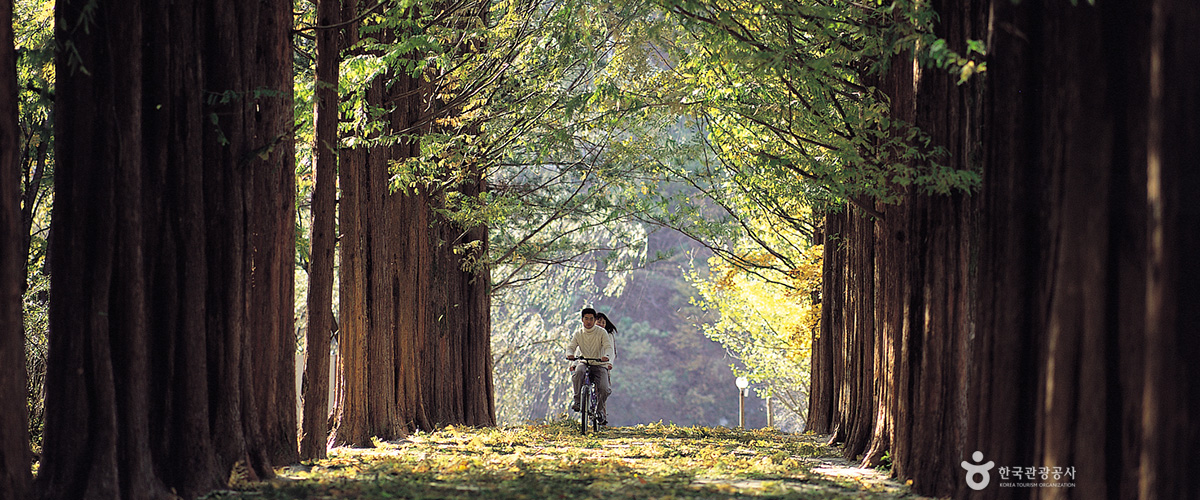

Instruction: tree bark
[0,0,31,496]
[806,210,842,434]
[1141,0,1200,497]
[140,0,222,494]
[329,13,411,446]
[836,205,875,459]
[327,0,374,449]
[330,142,372,447]
[886,1,984,492]
[201,0,297,476]
[364,73,402,440]
[301,0,341,461]
[244,0,299,467]
[386,2,494,431]
[39,0,296,497]
[809,0,1195,497]
[39,2,162,497]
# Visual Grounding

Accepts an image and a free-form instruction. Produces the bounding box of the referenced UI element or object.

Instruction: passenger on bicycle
[595,312,617,370]
[566,307,614,425]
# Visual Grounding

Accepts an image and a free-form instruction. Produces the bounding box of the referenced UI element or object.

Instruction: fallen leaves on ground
[200,418,928,500]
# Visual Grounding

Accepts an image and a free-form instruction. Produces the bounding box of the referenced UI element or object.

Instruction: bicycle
[568,356,607,434]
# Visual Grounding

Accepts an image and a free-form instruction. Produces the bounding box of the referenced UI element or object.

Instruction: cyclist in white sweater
[566,307,614,424]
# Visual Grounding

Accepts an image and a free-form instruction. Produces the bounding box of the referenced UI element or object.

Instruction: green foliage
[205,422,914,499]
[15,0,56,271]
[14,0,56,452]
[23,270,50,450]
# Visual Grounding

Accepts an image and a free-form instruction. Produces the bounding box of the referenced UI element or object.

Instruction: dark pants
[572,364,611,417]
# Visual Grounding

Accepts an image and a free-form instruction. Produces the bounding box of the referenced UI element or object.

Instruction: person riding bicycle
[566,307,614,425]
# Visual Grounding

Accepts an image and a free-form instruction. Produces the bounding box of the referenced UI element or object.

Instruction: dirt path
[202,420,929,499]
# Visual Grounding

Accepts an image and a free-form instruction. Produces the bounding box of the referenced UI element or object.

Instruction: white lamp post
[735,376,749,429]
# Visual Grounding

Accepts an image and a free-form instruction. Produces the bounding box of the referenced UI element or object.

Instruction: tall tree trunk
[885,1,984,492]
[1141,0,1200,497]
[301,0,341,461]
[327,0,375,449]
[812,0,1195,497]
[201,0,297,476]
[457,168,495,426]
[330,142,372,447]
[364,73,402,440]
[806,210,843,434]
[966,2,1153,499]
[40,0,296,497]
[0,0,31,496]
[244,0,298,467]
[386,1,494,431]
[39,2,163,497]
[140,0,222,494]
[392,109,434,430]
[862,40,916,471]
[329,14,410,446]
[835,205,874,458]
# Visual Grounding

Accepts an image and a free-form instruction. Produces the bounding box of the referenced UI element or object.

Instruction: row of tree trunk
[808,0,1199,498]
[0,0,495,498]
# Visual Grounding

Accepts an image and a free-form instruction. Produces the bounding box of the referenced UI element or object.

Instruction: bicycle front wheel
[580,385,592,435]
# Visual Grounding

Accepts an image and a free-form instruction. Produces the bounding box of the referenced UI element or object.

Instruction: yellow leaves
[227,459,252,488]
[957,60,987,85]
[232,422,902,499]
[442,458,472,474]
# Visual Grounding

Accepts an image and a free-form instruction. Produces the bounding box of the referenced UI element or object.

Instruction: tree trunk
[330,19,410,446]
[301,0,341,461]
[836,205,875,459]
[140,0,222,494]
[456,169,495,426]
[0,0,31,496]
[886,1,984,492]
[246,0,298,466]
[387,2,494,431]
[330,142,372,447]
[39,2,163,497]
[965,2,1154,499]
[39,0,296,497]
[1141,0,1200,497]
[201,0,297,476]
[806,210,842,434]
[327,0,373,449]
[391,95,434,429]
[364,72,402,440]
[812,0,1197,497]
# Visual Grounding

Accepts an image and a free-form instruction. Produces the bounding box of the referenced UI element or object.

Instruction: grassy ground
[202,419,929,500]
